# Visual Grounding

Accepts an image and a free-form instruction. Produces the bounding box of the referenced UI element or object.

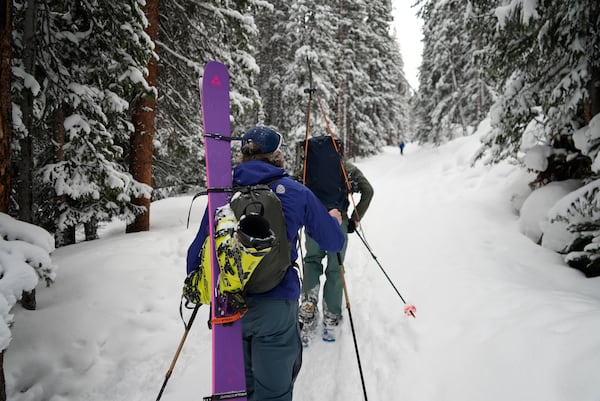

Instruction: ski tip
[205,60,227,70]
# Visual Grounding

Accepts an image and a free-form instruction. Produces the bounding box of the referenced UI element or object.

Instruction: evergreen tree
[364,0,410,146]
[254,0,291,136]
[470,0,600,276]
[478,0,600,163]
[0,0,11,214]
[11,1,153,242]
[415,0,495,145]
[335,0,375,157]
[281,0,339,143]
[154,0,263,196]
[338,0,410,157]
[253,0,406,159]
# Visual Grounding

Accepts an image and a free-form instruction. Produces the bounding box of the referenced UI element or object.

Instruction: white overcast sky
[391,0,423,91]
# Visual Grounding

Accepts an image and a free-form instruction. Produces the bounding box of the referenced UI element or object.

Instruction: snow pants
[303,217,349,317]
[242,298,302,401]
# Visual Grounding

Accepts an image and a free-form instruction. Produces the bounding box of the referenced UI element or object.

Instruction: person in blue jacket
[186,125,344,401]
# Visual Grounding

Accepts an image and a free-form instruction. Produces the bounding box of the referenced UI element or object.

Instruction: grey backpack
[227,183,291,295]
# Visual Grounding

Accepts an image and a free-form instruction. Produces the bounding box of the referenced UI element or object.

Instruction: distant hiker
[299,136,374,344]
[186,126,344,401]
[399,141,405,155]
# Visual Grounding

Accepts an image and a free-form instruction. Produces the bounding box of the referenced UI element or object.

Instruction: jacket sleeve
[186,209,209,275]
[345,161,374,221]
[304,188,345,252]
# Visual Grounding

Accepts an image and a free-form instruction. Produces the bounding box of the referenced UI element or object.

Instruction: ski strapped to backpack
[186,182,291,323]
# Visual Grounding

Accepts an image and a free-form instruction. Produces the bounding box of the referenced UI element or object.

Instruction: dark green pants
[303,218,348,316]
[242,298,302,401]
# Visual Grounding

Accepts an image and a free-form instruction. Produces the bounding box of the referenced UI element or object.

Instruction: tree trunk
[84,217,98,241]
[0,3,11,398]
[0,0,11,216]
[0,351,4,401]
[588,65,600,123]
[56,226,76,247]
[20,289,36,310]
[15,0,36,223]
[127,0,158,233]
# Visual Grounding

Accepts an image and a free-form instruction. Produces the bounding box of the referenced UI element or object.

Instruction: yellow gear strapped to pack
[214,205,272,296]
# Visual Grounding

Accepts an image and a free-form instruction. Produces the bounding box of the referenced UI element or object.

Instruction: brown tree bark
[0,0,12,215]
[127,0,158,233]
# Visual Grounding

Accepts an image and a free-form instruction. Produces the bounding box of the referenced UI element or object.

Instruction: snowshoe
[299,300,318,347]
[322,312,341,342]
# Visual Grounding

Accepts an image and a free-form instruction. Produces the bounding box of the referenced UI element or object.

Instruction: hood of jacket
[233,160,289,185]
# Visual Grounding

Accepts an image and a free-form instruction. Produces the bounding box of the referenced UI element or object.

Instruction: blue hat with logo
[241,126,284,154]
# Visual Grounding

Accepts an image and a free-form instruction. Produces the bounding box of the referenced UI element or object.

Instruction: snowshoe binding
[322,312,341,342]
[299,300,318,347]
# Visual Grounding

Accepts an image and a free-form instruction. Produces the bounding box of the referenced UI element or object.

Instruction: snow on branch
[0,214,55,253]
[548,179,600,224]
[495,0,539,27]
[0,213,58,350]
[0,213,56,286]
[573,114,600,173]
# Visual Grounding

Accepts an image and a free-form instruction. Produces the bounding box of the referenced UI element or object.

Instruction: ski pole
[156,302,201,401]
[353,230,416,318]
[337,252,369,401]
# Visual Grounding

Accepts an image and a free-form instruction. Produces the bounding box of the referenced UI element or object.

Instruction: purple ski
[200,61,246,401]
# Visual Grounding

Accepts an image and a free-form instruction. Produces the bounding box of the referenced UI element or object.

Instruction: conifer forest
[0,0,599,269]
[0,1,600,400]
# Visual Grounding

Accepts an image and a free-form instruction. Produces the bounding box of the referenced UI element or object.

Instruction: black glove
[347,219,357,234]
[182,270,202,305]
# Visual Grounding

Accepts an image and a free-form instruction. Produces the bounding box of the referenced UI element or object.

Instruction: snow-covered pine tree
[254,0,291,133]
[254,0,402,159]
[11,1,153,243]
[153,0,263,197]
[544,112,600,277]
[252,0,291,143]
[479,0,600,165]
[363,0,411,147]
[415,0,494,145]
[152,1,205,197]
[280,0,340,143]
[475,0,600,277]
[462,1,497,127]
[335,0,378,157]
[0,213,53,400]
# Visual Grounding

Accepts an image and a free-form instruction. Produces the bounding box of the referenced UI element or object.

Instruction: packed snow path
[7,137,600,401]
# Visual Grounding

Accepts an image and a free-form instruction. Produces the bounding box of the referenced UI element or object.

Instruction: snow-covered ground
[6,133,600,401]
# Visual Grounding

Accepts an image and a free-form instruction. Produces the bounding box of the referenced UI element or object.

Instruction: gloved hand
[182,270,202,305]
[347,219,358,233]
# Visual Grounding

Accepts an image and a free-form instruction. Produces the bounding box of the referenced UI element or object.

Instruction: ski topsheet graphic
[201,61,247,401]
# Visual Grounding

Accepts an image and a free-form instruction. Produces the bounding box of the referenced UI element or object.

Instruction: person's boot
[322,312,342,342]
[299,299,318,347]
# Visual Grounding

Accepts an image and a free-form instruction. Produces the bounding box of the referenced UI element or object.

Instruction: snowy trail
[298,142,600,401]
[6,139,600,401]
